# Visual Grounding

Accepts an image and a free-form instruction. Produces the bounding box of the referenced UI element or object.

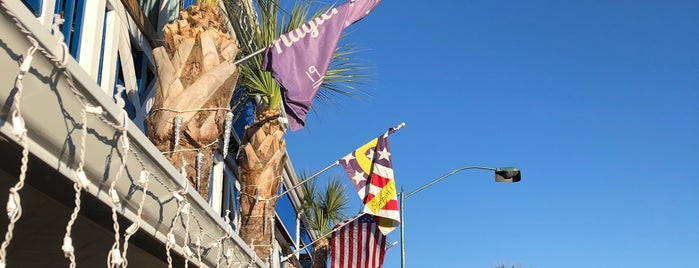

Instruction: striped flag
[330,214,387,268]
[339,132,399,234]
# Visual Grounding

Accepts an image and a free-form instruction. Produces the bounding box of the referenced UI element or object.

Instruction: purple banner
[262,0,381,131]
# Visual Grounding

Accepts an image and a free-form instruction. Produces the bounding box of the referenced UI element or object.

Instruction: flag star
[341,154,355,164]
[378,148,391,160]
[352,171,366,185]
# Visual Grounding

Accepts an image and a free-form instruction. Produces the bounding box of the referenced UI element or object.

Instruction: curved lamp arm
[404,166,497,199]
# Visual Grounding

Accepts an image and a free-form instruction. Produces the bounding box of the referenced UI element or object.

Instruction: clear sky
[282,0,699,267]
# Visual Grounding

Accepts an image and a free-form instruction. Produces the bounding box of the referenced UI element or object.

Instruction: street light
[399,166,521,268]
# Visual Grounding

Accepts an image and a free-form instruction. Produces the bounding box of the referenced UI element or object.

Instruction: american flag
[339,132,400,234]
[330,214,387,268]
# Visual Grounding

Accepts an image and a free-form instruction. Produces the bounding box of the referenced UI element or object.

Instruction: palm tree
[147,0,239,199]
[300,175,350,268]
[223,0,367,262]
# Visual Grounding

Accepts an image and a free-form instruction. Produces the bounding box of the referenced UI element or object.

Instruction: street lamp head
[494,167,521,183]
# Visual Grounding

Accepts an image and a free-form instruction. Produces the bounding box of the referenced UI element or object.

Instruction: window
[21,0,42,16]
[54,0,86,59]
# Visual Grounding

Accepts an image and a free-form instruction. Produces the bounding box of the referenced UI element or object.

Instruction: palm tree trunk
[147,2,239,199]
[237,108,287,262]
[312,237,329,268]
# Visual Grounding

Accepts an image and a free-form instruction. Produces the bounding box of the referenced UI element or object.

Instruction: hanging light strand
[107,113,130,268]
[0,3,262,265]
[0,39,37,268]
[121,170,150,268]
[62,105,93,268]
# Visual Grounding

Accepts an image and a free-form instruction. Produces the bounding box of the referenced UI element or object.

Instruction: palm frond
[298,172,350,236]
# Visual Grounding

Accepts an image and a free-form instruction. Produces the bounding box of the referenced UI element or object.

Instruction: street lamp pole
[399,187,406,268]
[398,166,521,268]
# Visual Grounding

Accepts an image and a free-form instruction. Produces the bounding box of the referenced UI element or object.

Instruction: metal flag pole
[233,47,266,65]
[274,122,407,199]
[280,213,367,262]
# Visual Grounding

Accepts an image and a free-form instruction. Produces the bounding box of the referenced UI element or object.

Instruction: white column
[209,154,224,215]
[99,9,119,94]
[77,0,107,80]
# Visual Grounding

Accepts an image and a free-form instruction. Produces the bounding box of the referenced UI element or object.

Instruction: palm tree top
[225,0,368,111]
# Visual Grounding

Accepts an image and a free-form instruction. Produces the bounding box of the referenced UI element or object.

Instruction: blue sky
[283,0,698,267]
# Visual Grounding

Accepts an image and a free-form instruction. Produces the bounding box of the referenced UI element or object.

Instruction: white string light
[165,196,184,268]
[0,37,37,268]
[196,152,204,191]
[122,170,149,268]
[173,114,183,151]
[195,235,203,266]
[0,3,265,267]
[183,201,192,268]
[222,111,233,157]
[63,104,92,268]
[108,106,130,268]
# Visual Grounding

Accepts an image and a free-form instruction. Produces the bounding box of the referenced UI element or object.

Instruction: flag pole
[233,47,266,65]
[275,122,407,198]
[280,213,367,262]
[276,160,340,198]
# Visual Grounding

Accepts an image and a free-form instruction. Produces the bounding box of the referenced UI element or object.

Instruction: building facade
[0,0,316,267]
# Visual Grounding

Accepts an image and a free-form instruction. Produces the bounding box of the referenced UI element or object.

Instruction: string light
[122,169,150,268]
[10,111,25,138]
[173,191,185,202]
[0,2,267,267]
[75,169,91,188]
[110,248,124,266]
[196,152,204,191]
[173,114,183,151]
[222,111,233,157]
[0,36,37,267]
[195,236,203,266]
[110,189,121,205]
[183,200,192,268]
[138,169,148,185]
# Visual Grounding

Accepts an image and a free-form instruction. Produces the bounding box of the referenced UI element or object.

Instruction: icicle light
[222,111,233,158]
[173,114,183,150]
